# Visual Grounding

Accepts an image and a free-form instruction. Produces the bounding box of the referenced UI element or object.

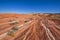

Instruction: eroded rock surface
[0,14,60,40]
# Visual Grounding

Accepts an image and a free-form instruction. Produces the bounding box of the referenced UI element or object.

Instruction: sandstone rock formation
[0,14,60,40]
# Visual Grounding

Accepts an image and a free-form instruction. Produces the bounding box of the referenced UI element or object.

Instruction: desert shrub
[12,27,19,31]
[7,30,15,37]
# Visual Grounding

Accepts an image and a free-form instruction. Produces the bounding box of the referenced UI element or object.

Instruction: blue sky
[0,0,60,14]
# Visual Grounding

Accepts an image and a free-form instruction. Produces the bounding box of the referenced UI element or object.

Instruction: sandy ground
[0,14,60,40]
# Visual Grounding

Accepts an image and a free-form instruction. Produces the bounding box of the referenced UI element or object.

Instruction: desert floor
[0,14,60,40]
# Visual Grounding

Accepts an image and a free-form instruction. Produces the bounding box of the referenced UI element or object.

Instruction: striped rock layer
[0,14,60,40]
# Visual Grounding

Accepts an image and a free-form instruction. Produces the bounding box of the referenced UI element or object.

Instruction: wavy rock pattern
[0,14,60,40]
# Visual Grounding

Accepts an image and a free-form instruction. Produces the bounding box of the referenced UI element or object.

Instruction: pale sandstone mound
[0,14,60,40]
